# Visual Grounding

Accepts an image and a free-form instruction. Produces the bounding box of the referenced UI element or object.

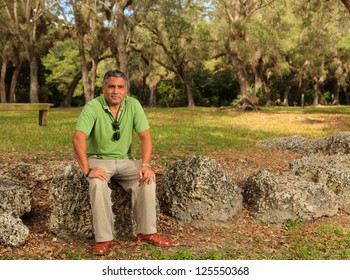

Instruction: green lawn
[1,105,349,166]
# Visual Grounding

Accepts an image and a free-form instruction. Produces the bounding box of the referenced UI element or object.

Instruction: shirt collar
[101,95,127,120]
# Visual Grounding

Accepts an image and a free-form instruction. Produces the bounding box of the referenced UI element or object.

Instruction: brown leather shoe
[137,233,172,247]
[92,240,113,255]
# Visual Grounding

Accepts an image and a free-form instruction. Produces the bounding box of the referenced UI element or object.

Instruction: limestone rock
[256,135,308,153]
[5,163,36,183]
[306,137,329,154]
[327,131,350,155]
[256,131,350,155]
[244,170,338,224]
[0,176,32,217]
[160,156,243,222]
[0,213,29,246]
[290,154,350,212]
[48,162,144,239]
[48,162,94,238]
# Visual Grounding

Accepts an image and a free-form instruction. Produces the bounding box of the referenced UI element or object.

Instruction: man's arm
[138,129,155,184]
[72,130,107,181]
[73,130,90,175]
[139,129,152,164]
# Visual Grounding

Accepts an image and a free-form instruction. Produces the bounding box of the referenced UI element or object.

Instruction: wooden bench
[0,103,54,126]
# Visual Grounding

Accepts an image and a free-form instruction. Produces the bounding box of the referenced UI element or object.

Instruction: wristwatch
[84,169,92,178]
[142,163,151,168]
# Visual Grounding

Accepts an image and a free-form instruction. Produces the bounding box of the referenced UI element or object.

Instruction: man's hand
[139,166,156,184]
[88,167,108,181]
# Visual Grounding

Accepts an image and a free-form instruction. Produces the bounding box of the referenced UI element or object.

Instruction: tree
[129,46,174,107]
[289,0,349,106]
[246,1,293,105]
[138,0,210,107]
[1,0,349,107]
[0,0,60,103]
[0,2,24,103]
[336,32,350,104]
[42,39,81,105]
[66,0,133,103]
[111,0,132,76]
[68,0,101,102]
[212,0,277,108]
[0,43,10,103]
[129,5,173,107]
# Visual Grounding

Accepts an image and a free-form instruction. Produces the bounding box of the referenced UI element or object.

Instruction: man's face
[102,76,128,106]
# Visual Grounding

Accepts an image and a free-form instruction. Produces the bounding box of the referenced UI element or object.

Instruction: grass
[0,108,78,150]
[2,105,350,260]
[1,105,349,165]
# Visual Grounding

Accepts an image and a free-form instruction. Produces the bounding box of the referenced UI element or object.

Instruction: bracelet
[84,169,92,178]
[142,163,151,168]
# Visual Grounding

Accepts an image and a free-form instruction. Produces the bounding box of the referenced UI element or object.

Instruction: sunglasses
[112,120,120,141]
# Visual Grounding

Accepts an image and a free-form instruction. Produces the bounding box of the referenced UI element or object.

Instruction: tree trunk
[142,75,148,105]
[283,84,292,106]
[29,57,39,103]
[333,78,340,105]
[9,59,22,103]
[148,78,160,108]
[332,64,344,105]
[63,54,112,107]
[313,76,325,106]
[230,52,253,106]
[78,36,93,103]
[344,86,350,105]
[90,58,98,100]
[263,78,272,106]
[116,1,129,77]
[0,57,8,103]
[149,87,156,107]
[62,72,82,107]
[254,56,263,105]
[319,92,326,105]
[178,71,195,107]
[185,82,195,107]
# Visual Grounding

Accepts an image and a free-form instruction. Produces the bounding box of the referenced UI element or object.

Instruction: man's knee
[88,179,111,197]
[139,182,156,196]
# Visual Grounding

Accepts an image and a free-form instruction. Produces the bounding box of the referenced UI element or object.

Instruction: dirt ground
[2,147,350,260]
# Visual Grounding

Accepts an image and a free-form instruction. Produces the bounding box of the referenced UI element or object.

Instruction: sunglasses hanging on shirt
[112,120,120,141]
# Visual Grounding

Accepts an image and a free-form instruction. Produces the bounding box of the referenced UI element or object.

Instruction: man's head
[102,70,128,107]
[102,70,128,86]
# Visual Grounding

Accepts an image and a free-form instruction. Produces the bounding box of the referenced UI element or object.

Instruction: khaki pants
[87,157,157,242]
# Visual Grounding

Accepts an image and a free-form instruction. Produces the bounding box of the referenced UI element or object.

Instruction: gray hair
[102,70,129,86]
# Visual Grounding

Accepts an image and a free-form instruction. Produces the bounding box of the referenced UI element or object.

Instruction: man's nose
[112,87,119,94]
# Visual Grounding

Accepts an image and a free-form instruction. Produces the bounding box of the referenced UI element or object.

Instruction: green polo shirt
[75,95,150,159]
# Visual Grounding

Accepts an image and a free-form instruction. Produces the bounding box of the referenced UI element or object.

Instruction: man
[73,70,172,255]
